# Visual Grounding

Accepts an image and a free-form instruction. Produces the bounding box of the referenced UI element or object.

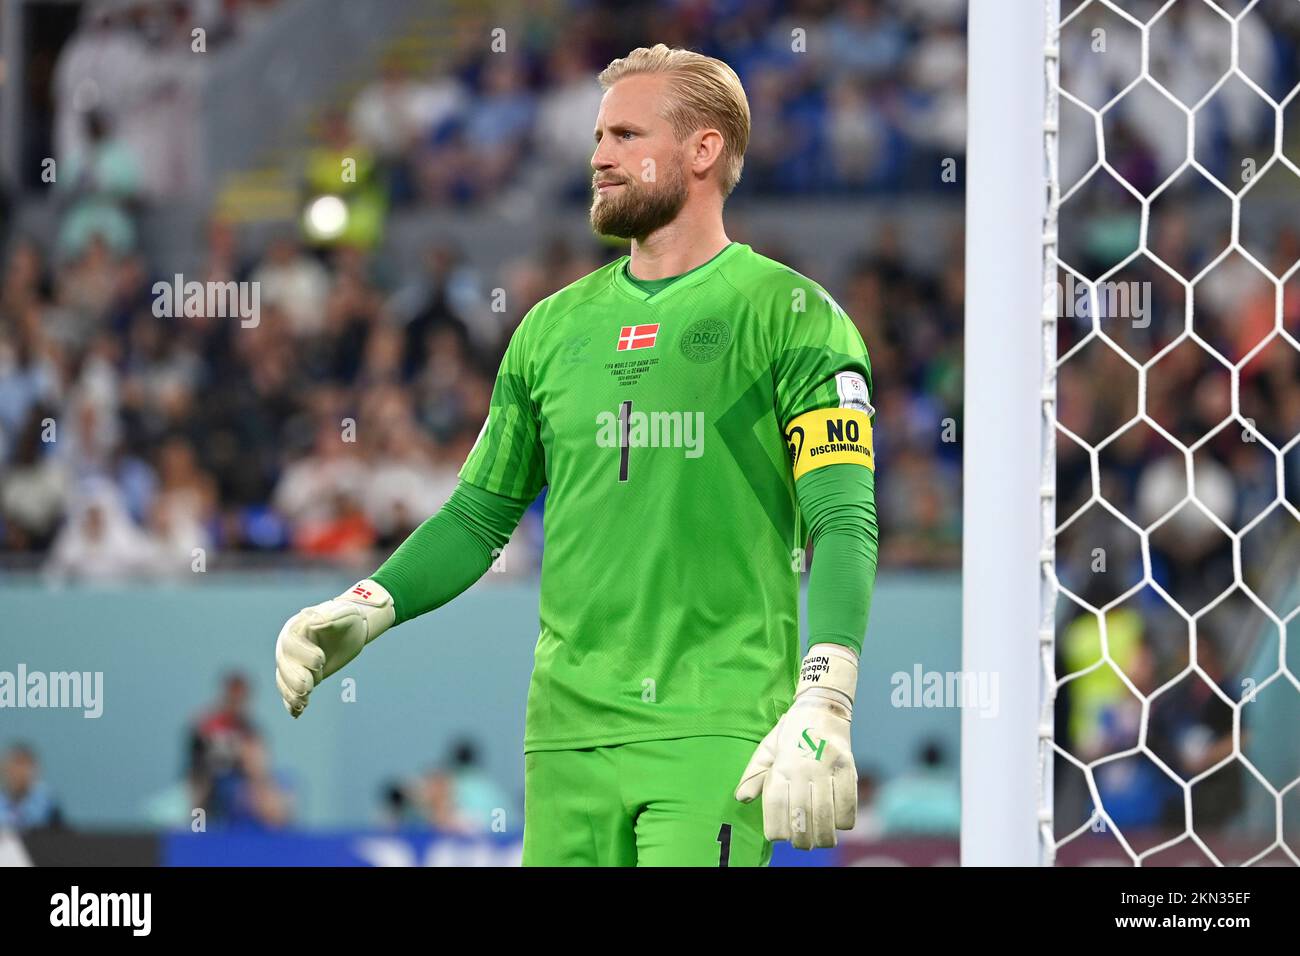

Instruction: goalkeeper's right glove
[274,579,395,718]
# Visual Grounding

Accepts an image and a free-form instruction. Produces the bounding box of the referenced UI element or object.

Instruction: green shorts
[522,735,773,867]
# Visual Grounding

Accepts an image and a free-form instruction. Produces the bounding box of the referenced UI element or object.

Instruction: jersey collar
[610,241,744,304]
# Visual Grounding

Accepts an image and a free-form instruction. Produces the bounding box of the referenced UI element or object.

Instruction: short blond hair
[598,44,751,198]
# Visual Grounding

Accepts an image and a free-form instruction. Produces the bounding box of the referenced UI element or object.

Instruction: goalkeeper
[274,45,878,866]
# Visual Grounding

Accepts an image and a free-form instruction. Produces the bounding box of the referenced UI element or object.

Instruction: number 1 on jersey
[618,399,632,482]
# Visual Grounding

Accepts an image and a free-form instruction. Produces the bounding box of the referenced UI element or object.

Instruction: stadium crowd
[0,0,969,576]
[0,218,965,577]
[344,0,968,208]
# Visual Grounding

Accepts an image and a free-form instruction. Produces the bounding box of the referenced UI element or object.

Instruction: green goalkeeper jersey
[460,241,875,751]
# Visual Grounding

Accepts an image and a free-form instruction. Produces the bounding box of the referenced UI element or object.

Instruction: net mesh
[1045,0,1300,866]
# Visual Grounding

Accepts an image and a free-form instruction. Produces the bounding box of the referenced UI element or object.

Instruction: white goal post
[962,0,1057,867]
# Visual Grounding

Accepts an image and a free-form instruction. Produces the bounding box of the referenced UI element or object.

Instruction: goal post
[962,0,1059,867]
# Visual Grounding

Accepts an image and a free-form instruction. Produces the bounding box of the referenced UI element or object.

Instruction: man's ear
[689,128,726,181]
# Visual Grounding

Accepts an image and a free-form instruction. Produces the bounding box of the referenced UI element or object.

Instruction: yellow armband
[784,407,875,480]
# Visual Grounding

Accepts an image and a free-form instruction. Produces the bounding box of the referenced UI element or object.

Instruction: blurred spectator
[302,110,388,249]
[52,6,147,165]
[1,405,67,551]
[351,61,434,164]
[295,489,378,560]
[824,0,908,81]
[1086,644,1182,831]
[456,57,536,201]
[53,0,261,199]
[148,437,217,573]
[416,768,474,835]
[249,236,331,337]
[385,242,498,367]
[223,732,297,830]
[55,110,142,261]
[187,672,259,825]
[904,16,966,156]
[377,778,419,829]
[876,740,961,837]
[533,45,606,200]
[366,414,459,548]
[444,738,512,833]
[1173,636,1246,830]
[395,738,514,835]
[273,419,368,527]
[825,77,887,188]
[43,478,164,582]
[0,743,64,830]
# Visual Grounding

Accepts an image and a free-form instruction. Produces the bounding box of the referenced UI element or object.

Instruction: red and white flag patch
[617,324,659,351]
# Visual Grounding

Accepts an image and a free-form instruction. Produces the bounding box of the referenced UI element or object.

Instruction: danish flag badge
[617,323,659,351]
[351,584,373,600]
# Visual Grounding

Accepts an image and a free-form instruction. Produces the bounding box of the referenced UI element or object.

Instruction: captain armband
[784,407,875,480]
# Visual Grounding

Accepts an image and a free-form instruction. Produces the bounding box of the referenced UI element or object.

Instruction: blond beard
[590,162,689,240]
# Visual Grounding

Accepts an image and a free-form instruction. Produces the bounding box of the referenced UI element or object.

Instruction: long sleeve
[796,461,879,654]
[370,479,533,625]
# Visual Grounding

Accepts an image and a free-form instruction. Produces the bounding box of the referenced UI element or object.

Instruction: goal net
[964,0,1300,866]
[1047,0,1300,865]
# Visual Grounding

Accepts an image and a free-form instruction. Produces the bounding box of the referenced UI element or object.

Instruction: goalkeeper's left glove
[734,643,859,849]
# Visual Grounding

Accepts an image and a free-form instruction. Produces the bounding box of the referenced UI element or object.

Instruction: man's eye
[621,131,635,140]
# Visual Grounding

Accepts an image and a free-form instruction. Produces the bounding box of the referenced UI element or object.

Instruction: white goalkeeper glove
[735,643,859,849]
[274,579,396,718]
